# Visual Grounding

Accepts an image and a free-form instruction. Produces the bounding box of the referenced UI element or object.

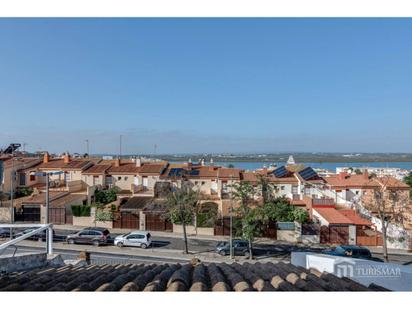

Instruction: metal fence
[276,222,295,230]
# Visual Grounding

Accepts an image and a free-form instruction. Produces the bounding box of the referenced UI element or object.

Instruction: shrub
[71,205,91,217]
[95,210,114,222]
[14,187,33,198]
[94,188,118,204]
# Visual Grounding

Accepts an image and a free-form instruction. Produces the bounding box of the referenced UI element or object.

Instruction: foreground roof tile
[0,261,387,292]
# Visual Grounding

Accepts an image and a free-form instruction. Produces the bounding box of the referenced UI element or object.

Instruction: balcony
[132,184,154,196]
[312,198,335,207]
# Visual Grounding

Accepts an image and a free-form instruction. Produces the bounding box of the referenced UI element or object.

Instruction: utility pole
[229,174,234,259]
[154,144,157,156]
[119,135,123,158]
[9,156,14,240]
[85,139,89,155]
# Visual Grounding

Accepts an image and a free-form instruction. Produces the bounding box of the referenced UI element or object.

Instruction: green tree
[354,168,362,175]
[229,181,258,259]
[256,174,276,204]
[404,172,412,197]
[227,163,235,168]
[94,188,118,204]
[259,197,309,224]
[165,181,201,254]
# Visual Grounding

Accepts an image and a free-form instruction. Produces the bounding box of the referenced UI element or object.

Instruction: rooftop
[0,261,385,291]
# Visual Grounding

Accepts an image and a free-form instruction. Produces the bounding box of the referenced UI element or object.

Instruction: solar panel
[298,167,318,181]
[273,166,289,178]
[188,170,200,176]
[168,168,184,177]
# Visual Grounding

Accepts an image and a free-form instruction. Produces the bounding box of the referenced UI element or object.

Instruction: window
[29,174,36,181]
[124,176,128,181]
[194,181,198,185]
[292,185,298,194]
[118,176,122,181]
[78,231,90,236]
[201,181,205,185]
[19,173,26,186]
[355,191,360,195]
[127,234,145,239]
[280,186,285,190]
[105,176,113,185]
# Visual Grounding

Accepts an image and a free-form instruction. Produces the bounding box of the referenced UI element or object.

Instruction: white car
[114,231,152,249]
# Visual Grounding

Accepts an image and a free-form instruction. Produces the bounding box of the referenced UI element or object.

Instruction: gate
[111,211,139,229]
[49,208,66,225]
[21,205,41,222]
[214,217,231,236]
[121,212,139,229]
[262,221,277,239]
[146,213,172,231]
[320,225,349,245]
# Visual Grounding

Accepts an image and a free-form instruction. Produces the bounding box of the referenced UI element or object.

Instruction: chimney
[63,152,70,164]
[338,172,348,181]
[135,157,142,167]
[43,152,50,163]
[114,158,120,167]
[363,170,369,180]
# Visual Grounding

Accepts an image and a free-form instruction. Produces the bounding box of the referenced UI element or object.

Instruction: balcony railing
[312,198,335,206]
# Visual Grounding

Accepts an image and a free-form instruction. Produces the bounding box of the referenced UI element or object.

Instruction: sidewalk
[54,224,228,242]
[15,239,285,264]
[367,246,412,256]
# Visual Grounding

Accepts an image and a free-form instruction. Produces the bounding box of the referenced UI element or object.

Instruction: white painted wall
[292,252,412,291]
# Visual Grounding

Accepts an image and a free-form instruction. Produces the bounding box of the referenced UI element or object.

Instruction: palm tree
[165,181,200,254]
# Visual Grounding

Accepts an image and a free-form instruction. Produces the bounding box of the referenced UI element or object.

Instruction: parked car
[114,231,152,249]
[15,228,55,241]
[323,245,383,262]
[66,227,110,246]
[0,227,13,239]
[215,239,251,257]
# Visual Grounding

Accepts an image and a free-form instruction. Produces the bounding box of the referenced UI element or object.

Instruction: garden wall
[172,224,214,236]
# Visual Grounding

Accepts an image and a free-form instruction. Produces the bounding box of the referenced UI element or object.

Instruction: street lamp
[31,170,63,254]
[229,174,234,259]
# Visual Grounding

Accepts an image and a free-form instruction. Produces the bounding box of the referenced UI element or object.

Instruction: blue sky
[0,18,411,154]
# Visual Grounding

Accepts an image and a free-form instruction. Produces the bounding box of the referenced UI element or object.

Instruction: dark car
[66,227,111,246]
[215,239,251,257]
[15,228,55,241]
[0,227,13,239]
[323,245,383,262]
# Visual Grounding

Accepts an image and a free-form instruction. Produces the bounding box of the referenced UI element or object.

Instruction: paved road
[1,245,190,265]
[4,228,412,265]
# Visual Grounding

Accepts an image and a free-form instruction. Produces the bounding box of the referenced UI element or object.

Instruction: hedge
[71,205,91,217]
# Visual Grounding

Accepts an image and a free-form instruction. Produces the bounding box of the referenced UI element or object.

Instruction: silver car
[114,231,152,249]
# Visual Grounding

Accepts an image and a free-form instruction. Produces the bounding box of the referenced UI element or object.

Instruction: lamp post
[31,170,63,254]
[9,157,14,240]
[229,174,234,259]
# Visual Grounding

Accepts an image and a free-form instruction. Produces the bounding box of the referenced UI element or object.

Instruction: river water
[174,161,412,171]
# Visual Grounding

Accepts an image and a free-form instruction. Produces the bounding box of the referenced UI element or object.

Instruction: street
[2,227,412,266]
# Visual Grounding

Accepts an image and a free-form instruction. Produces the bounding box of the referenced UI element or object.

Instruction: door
[22,205,41,222]
[211,180,218,193]
[143,177,148,188]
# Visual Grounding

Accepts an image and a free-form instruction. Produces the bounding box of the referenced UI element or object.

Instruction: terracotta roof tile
[339,209,373,226]
[37,159,92,171]
[82,164,112,175]
[0,261,384,291]
[313,207,354,225]
[138,163,167,175]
